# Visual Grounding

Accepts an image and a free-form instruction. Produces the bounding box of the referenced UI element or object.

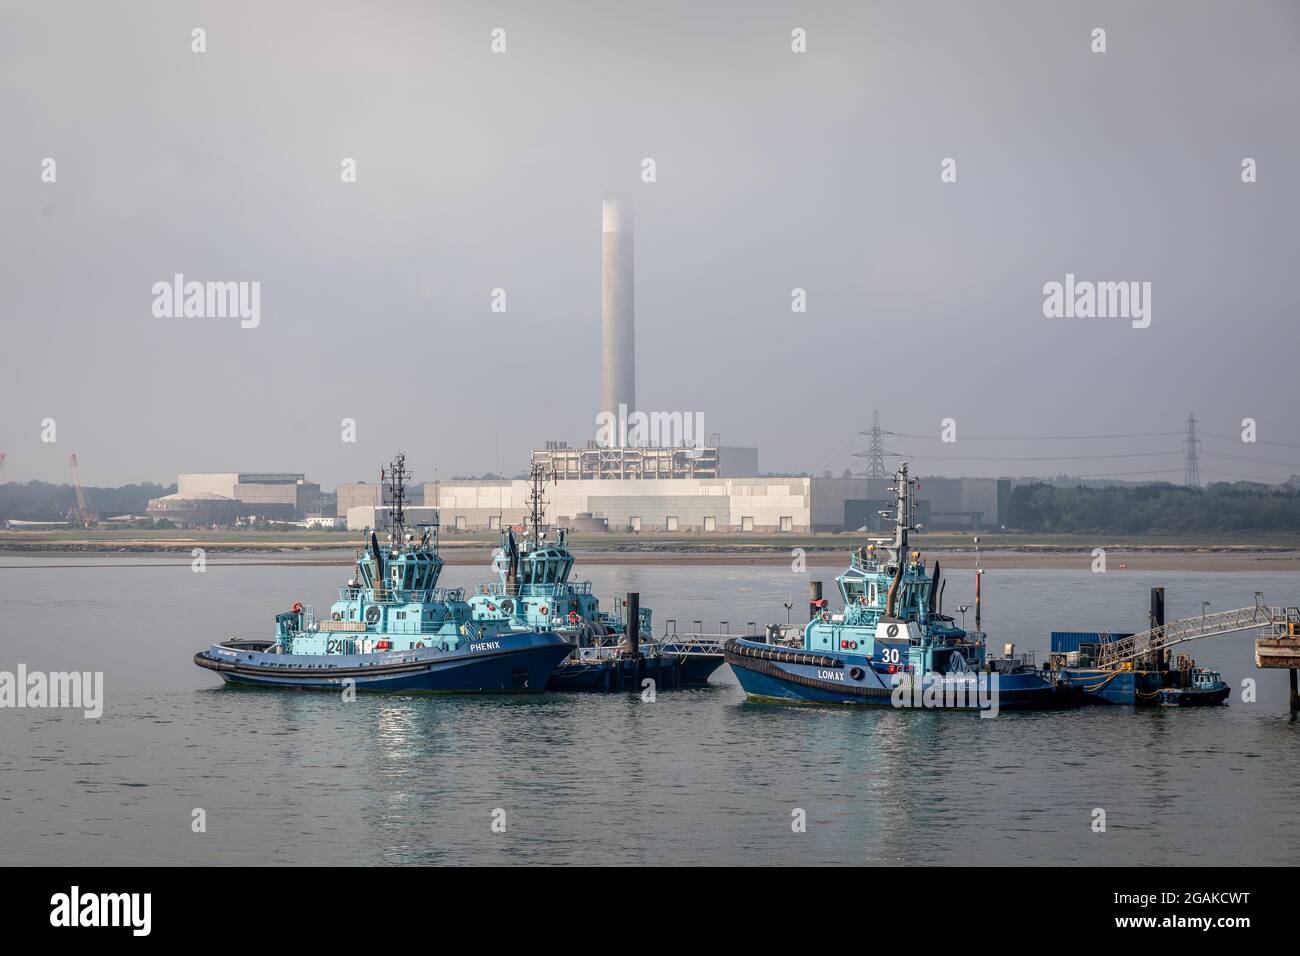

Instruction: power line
[890,431,1182,441]
[1184,412,1201,488]
[886,451,1182,463]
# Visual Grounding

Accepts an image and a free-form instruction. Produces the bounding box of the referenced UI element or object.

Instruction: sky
[2,0,1298,489]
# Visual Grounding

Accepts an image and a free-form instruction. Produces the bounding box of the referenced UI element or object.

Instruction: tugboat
[467,464,725,690]
[194,454,572,693]
[724,463,1078,712]
[1156,656,1230,706]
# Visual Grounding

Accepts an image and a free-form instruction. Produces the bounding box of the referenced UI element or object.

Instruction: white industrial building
[424,478,810,532]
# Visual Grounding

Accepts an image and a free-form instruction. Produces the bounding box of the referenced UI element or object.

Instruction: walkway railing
[1096,597,1291,668]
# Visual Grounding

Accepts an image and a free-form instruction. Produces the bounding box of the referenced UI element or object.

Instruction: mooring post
[1151,587,1166,671]
[1291,668,1298,713]
[808,580,823,621]
[624,592,640,660]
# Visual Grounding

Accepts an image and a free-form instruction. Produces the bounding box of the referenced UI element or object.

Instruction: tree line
[1006,481,1300,534]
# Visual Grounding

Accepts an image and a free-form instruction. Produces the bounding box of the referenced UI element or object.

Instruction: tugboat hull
[724,638,1077,710]
[1157,685,1231,707]
[195,632,571,694]
[546,653,682,692]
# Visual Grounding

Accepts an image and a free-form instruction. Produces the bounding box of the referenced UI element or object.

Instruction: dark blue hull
[656,645,726,686]
[195,632,571,694]
[546,653,682,692]
[724,638,1079,711]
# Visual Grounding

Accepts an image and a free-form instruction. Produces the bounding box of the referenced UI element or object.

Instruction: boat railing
[476,581,593,597]
[657,633,728,655]
[336,586,466,604]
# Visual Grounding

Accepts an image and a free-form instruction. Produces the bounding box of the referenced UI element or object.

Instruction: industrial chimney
[601,197,635,432]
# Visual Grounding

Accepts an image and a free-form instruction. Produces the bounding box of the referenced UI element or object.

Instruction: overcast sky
[2,0,1298,488]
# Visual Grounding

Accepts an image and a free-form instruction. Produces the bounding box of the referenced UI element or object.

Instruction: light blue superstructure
[726,463,1079,710]
[194,454,571,693]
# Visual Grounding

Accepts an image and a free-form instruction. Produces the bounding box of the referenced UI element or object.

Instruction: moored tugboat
[467,464,725,690]
[1156,657,1230,706]
[725,463,1080,712]
[193,454,571,693]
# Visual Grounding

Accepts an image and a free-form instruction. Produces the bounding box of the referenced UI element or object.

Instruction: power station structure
[600,197,636,424]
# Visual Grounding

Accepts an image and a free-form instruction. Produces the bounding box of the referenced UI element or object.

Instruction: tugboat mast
[525,461,551,544]
[385,452,410,541]
[890,462,917,559]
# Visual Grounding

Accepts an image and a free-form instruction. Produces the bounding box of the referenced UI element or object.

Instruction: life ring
[331,611,341,621]
[292,602,304,613]
[487,603,496,612]
[415,642,425,649]
[568,611,581,624]
[820,611,831,622]
[539,606,548,616]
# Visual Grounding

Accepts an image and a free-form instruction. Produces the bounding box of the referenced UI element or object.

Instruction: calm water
[2,556,1298,866]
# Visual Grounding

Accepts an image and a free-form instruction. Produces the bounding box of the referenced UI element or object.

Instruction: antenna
[385,452,409,537]
[526,460,551,542]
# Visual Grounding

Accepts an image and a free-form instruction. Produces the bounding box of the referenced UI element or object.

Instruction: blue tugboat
[725,463,1079,712]
[194,454,572,693]
[466,465,725,690]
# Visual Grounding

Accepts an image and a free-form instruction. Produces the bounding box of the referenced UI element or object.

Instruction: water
[2,555,1298,865]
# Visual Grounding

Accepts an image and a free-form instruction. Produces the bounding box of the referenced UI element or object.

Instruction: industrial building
[810,476,1011,532]
[345,505,439,532]
[149,473,321,525]
[425,477,810,532]
[335,481,401,518]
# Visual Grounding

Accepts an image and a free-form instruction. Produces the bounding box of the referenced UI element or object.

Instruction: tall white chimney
[601,197,635,431]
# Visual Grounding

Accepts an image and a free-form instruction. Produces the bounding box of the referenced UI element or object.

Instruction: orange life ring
[568,611,580,623]
[292,602,304,613]
[539,606,548,616]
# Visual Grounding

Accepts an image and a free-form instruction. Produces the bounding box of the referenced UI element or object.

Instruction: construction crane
[67,453,98,527]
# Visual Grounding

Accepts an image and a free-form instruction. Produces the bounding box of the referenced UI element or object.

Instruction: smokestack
[601,197,635,433]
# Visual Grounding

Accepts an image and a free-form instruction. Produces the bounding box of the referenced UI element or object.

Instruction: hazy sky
[2,1,1298,488]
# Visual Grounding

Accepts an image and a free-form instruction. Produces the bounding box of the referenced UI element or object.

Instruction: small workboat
[1157,658,1230,706]
[193,454,571,694]
[725,463,1080,712]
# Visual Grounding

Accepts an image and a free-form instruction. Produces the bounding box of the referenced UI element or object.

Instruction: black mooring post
[625,592,640,660]
[809,581,823,621]
[1290,668,1298,713]
[1150,587,1165,671]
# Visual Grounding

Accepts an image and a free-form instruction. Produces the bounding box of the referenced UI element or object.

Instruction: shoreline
[2,546,1298,572]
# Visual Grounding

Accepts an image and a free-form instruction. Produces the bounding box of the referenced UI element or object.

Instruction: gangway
[1096,595,1298,668]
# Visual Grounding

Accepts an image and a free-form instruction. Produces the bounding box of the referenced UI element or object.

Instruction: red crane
[67,453,99,527]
